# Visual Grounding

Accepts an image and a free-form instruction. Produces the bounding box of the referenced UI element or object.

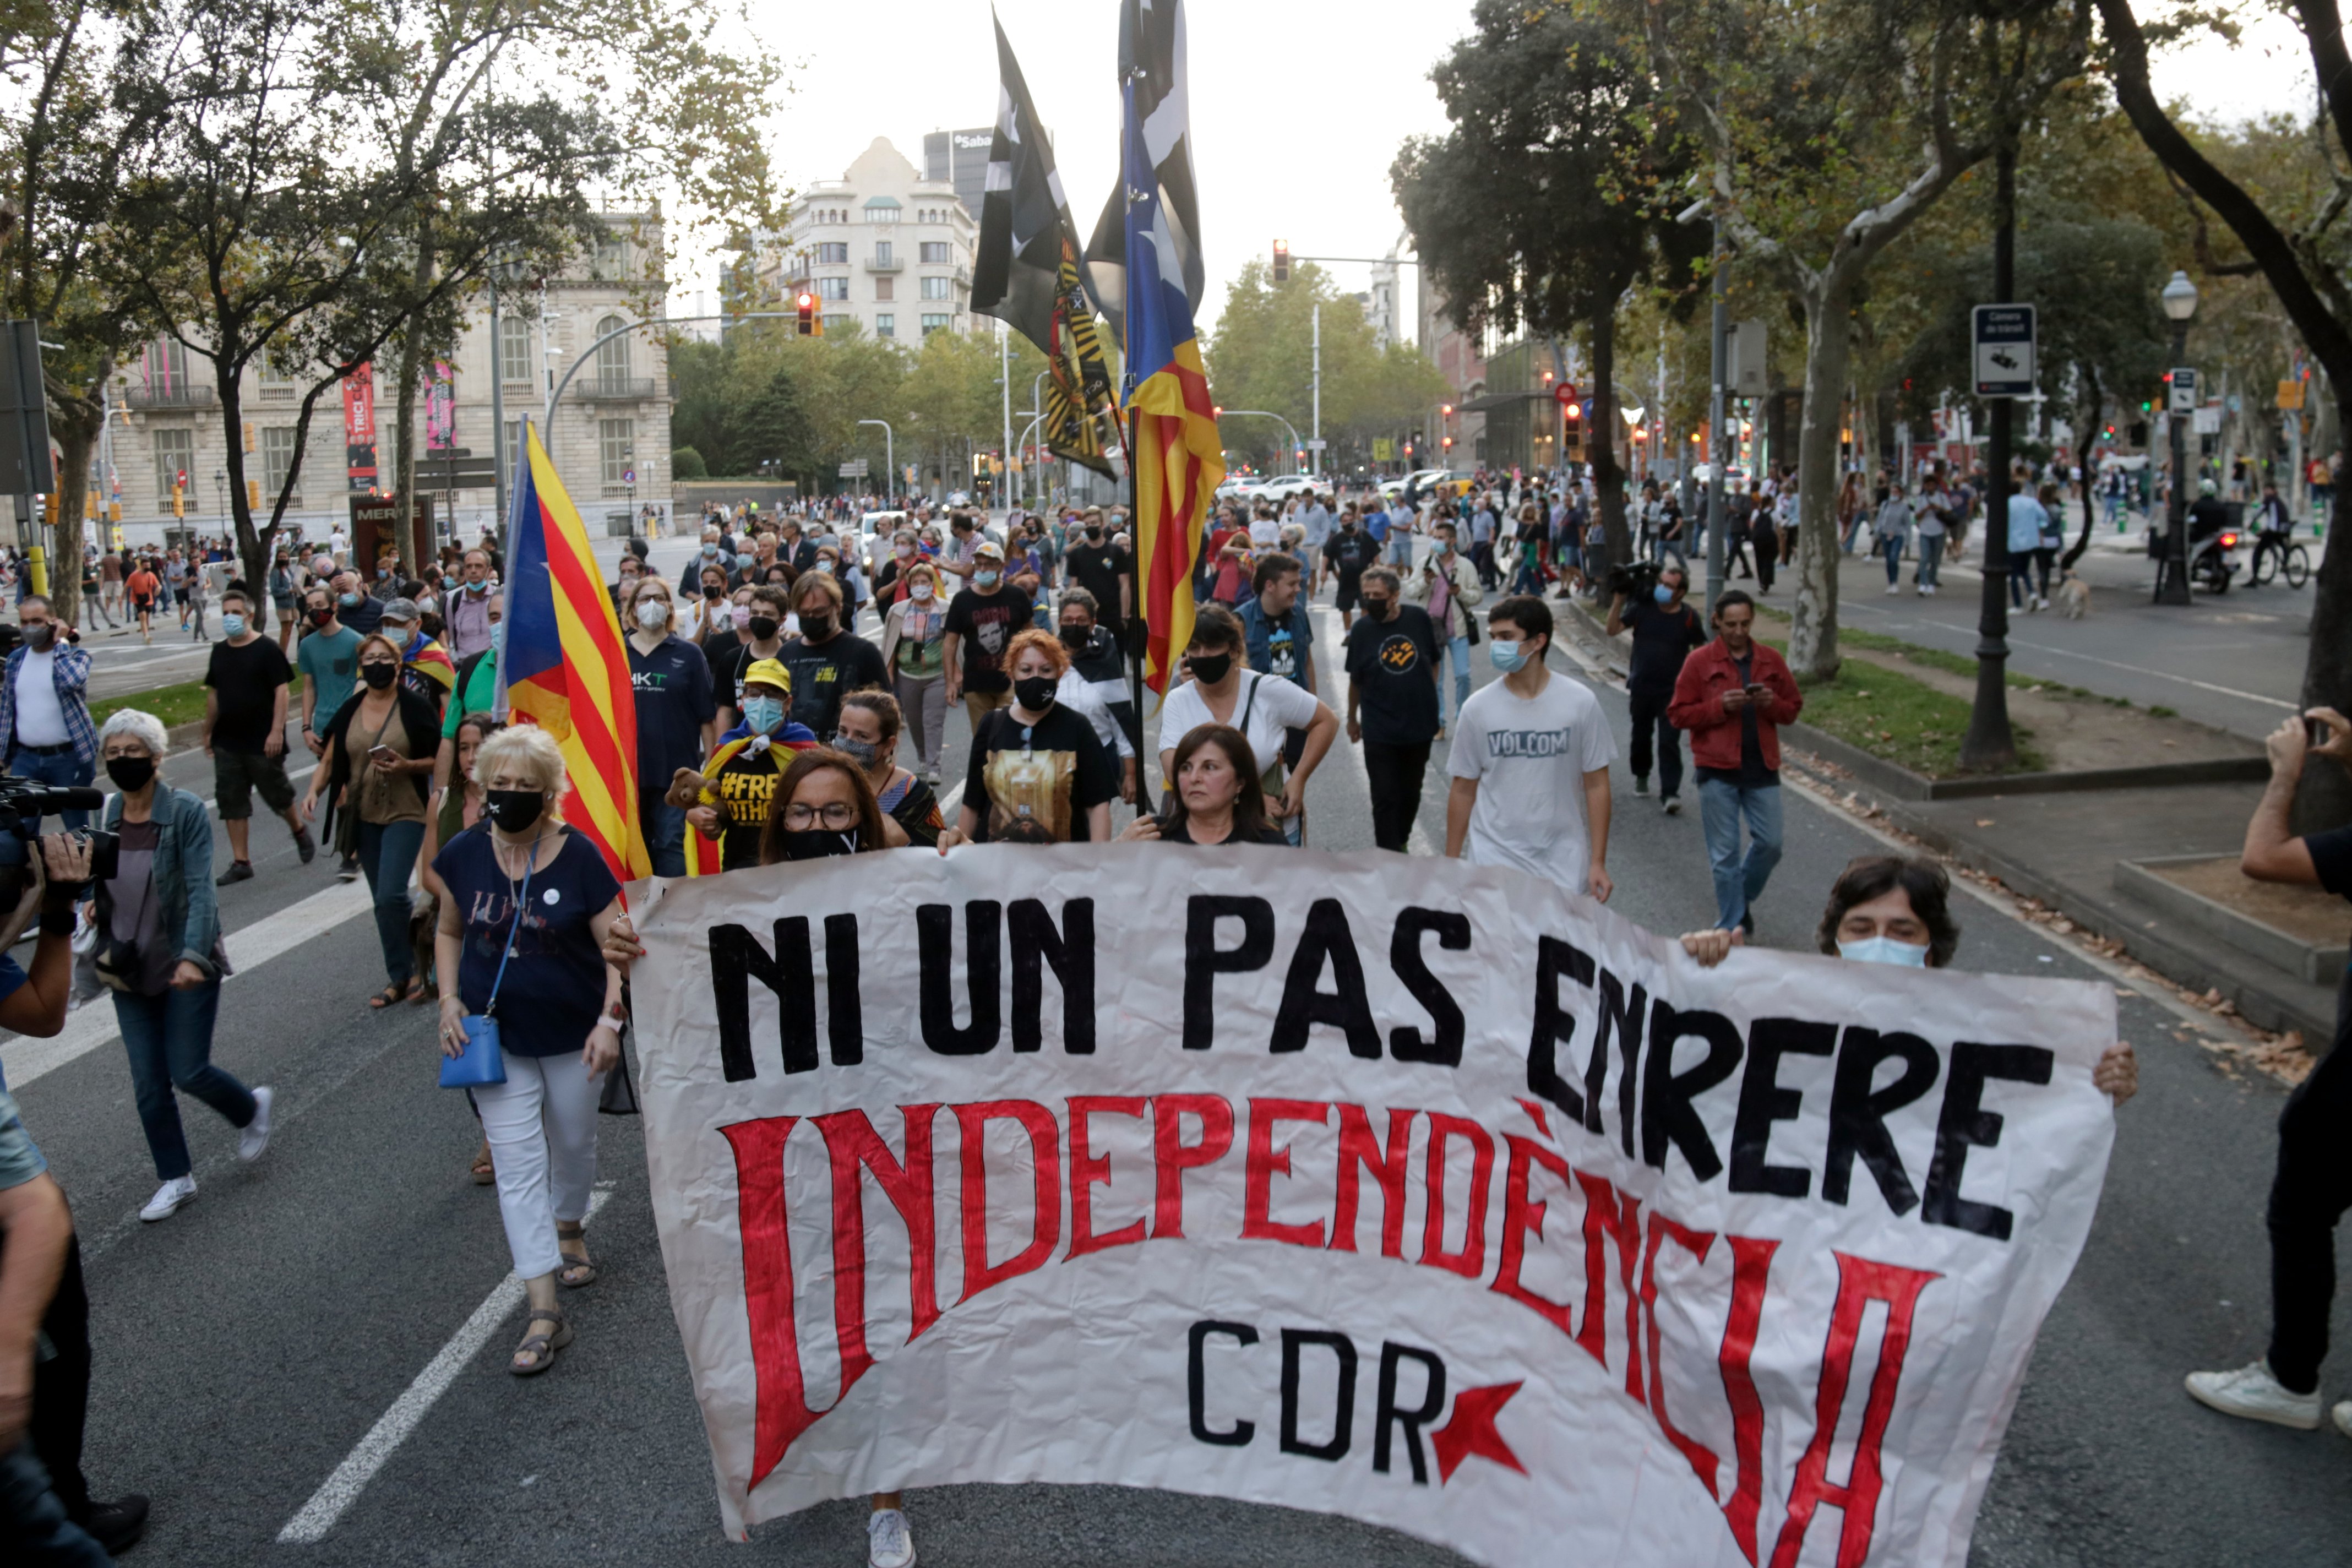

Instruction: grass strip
[1752,608,2127,705]
[91,673,304,733]
[1755,635,2046,777]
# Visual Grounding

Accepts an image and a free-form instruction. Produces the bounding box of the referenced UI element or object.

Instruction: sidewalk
[1553,590,2342,1043]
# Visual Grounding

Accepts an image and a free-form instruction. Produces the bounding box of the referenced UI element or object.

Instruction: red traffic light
[1272,239,1291,284]
[795,292,815,336]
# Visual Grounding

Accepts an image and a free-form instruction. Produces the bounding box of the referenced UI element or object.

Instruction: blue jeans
[1916,533,1945,586]
[0,1442,110,1568]
[646,801,687,878]
[356,817,424,985]
[1698,779,1783,930]
[9,747,94,832]
[1441,634,1472,725]
[114,977,253,1182]
[1880,535,1904,584]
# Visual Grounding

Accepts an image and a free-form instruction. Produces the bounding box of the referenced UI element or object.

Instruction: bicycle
[2248,530,2311,588]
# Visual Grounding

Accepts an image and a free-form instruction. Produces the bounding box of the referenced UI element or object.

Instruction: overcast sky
[672,0,2305,347]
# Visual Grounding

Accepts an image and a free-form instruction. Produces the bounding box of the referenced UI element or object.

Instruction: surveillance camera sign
[1972,306,2036,398]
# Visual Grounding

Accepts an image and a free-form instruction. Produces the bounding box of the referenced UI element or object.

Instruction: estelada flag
[497,425,650,881]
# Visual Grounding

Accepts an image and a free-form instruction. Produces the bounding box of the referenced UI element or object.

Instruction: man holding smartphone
[1666,589,1803,936]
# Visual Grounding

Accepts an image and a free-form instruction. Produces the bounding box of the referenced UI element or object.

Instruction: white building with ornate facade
[97,214,672,547]
[752,138,979,342]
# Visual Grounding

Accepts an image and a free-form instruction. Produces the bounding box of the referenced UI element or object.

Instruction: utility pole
[1706,211,1729,618]
[1959,141,2019,771]
[999,319,1012,519]
[1311,302,1322,478]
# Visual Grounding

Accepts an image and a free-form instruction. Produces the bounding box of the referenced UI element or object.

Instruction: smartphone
[367,744,396,765]
[2310,717,2332,748]
[1745,683,1772,700]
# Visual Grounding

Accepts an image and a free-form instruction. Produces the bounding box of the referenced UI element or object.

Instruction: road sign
[1728,319,1767,398]
[2168,367,2198,412]
[2278,379,2306,410]
[1305,438,1326,451]
[1373,438,1394,461]
[623,466,636,485]
[2192,405,2222,435]
[839,459,869,478]
[1971,304,2037,396]
[1553,381,1579,408]
[411,454,496,493]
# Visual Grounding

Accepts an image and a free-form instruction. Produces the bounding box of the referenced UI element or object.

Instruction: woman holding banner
[1119,724,1289,846]
[432,726,627,1376]
[1680,854,2139,1102]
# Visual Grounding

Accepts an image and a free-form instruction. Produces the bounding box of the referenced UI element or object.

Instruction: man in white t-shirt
[1444,594,1616,900]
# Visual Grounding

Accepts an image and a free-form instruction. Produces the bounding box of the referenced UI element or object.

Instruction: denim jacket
[101,785,226,977]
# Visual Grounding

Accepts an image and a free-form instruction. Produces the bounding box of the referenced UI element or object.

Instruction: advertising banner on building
[342,361,377,493]
[630,847,2118,1567]
[425,360,457,452]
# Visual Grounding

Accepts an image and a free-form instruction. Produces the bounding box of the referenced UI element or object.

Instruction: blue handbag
[438,850,532,1089]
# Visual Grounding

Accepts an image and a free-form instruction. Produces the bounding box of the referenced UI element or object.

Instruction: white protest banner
[631,846,2116,1566]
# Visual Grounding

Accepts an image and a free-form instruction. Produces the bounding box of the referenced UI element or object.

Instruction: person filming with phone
[1667,589,1802,937]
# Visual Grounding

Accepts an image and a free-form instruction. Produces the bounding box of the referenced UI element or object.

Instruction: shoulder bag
[439,844,531,1088]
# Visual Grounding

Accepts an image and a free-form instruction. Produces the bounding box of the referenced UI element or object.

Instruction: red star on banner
[1430,1380,1528,1483]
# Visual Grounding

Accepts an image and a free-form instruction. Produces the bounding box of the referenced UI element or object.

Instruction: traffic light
[1441,435,1453,451]
[41,492,58,527]
[1440,404,1453,417]
[1272,239,1290,284]
[796,292,815,336]
[171,483,184,519]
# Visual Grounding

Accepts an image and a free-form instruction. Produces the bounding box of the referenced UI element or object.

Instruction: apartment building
[753,138,979,343]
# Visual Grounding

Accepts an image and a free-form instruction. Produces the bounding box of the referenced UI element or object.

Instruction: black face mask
[484,789,546,834]
[104,755,155,792]
[1362,598,1394,619]
[778,827,859,861]
[1085,526,1102,540]
[799,614,835,640]
[747,616,780,641]
[704,583,724,599]
[1059,624,1092,651]
[21,623,53,651]
[1013,674,1058,711]
[308,607,335,627]
[1188,652,1233,685]
[360,662,398,689]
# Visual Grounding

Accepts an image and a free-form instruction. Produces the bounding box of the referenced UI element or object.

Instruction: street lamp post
[859,420,895,509]
[2157,268,2200,606]
[488,247,532,532]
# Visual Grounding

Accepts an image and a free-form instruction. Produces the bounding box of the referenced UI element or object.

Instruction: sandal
[509,1302,570,1376]
[367,983,406,1010]
[555,1221,598,1288]
[406,976,434,1005]
[470,1140,495,1185]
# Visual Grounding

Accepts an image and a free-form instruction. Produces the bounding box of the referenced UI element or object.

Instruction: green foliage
[671,445,709,480]
[1202,260,1449,469]
[1758,636,2047,776]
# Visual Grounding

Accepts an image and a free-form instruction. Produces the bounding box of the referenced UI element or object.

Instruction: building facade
[753,138,980,344]
[96,215,672,547]
[922,127,994,220]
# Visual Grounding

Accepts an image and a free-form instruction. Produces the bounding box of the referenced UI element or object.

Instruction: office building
[754,138,981,343]
[923,127,995,220]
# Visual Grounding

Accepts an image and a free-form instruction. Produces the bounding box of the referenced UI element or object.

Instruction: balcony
[575,377,657,402]
[865,255,903,273]
[124,384,216,411]
[954,264,972,288]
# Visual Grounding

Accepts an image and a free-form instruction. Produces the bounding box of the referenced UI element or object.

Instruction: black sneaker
[216,860,254,887]
[337,856,360,884]
[293,825,317,864]
[1739,907,1755,938]
[81,1494,150,1554]
[1632,776,1651,797]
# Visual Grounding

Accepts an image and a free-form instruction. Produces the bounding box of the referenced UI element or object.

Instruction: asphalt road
[2,532,2343,1566]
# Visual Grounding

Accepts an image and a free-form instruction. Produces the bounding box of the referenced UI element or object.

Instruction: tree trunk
[391,329,426,570]
[218,355,276,592]
[44,389,104,629]
[1588,302,1630,567]
[1787,274,1855,683]
[2062,367,2101,571]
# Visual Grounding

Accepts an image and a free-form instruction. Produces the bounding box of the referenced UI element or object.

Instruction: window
[594,232,625,278]
[874,276,893,301]
[875,314,895,339]
[260,427,301,505]
[258,353,296,389]
[152,427,194,503]
[817,276,850,301]
[593,314,632,388]
[600,418,635,490]
[824,314,853,336]
[920,275,953,300]
[920,314,951,337]
[503,421,521,468]
[815,241,847,265]
[499,315,532,384]
[146,335,190,391]
[874,241,893,266]
[919,242,951,264]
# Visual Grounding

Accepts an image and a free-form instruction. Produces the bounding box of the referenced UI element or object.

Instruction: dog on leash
[2053,570,2090,619]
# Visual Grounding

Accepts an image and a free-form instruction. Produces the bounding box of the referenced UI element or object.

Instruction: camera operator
[0,598,95,834]
[1606,556,1703,814]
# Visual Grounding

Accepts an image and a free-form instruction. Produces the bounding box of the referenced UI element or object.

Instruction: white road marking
[276,1184,617,1543]
[0,876,373,1090]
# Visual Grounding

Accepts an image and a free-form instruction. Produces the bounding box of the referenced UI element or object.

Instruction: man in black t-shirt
[1606,560,1705,812]
[1323,517,1378,628]
[1064,516,1133,639]
[777,573,886,741]
[204,587,315,882]
[624,578,718,876]
[1343,567,1442,852]
[942,542,1030,734]
[2188,710,2352,1434]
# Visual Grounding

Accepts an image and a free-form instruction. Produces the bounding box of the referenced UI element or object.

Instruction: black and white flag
[1082,0,1206,355]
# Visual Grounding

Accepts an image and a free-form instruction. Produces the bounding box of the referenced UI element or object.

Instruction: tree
[2098,0,2351,822]
[1396,0,1700,563]
[1202,260,1441,472]
[1643,0,2091,682]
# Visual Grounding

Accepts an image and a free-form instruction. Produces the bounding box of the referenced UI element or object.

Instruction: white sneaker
[2334,1401,2352,1438]
[239,1085,274,1162]
[867,1507,915,1568]
[2184,1360,2321,1429]
[140,1175,197,1222]
[1884,584,1899,595]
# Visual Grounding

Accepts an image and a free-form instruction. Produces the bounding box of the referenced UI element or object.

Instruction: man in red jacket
[1666,590,1803,935]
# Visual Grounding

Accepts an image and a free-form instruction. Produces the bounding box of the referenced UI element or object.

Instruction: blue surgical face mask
[1653,584,1675,605]
[220,613,246,638]
[741,695,786,734]
[490,621,504,652]
[974,570,1001,590]
[339,592,360,608]
[1489,638,1527,673]
[1839,935,1930,967]
[701,543,719,558]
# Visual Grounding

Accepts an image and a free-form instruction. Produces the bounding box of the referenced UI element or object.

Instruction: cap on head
[973,541,1005,563]
[742,657,793,697]
[382,596,421,625]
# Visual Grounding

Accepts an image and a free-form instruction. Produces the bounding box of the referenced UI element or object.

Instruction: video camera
[0,774,118,903]
[1607,557,1665,602]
